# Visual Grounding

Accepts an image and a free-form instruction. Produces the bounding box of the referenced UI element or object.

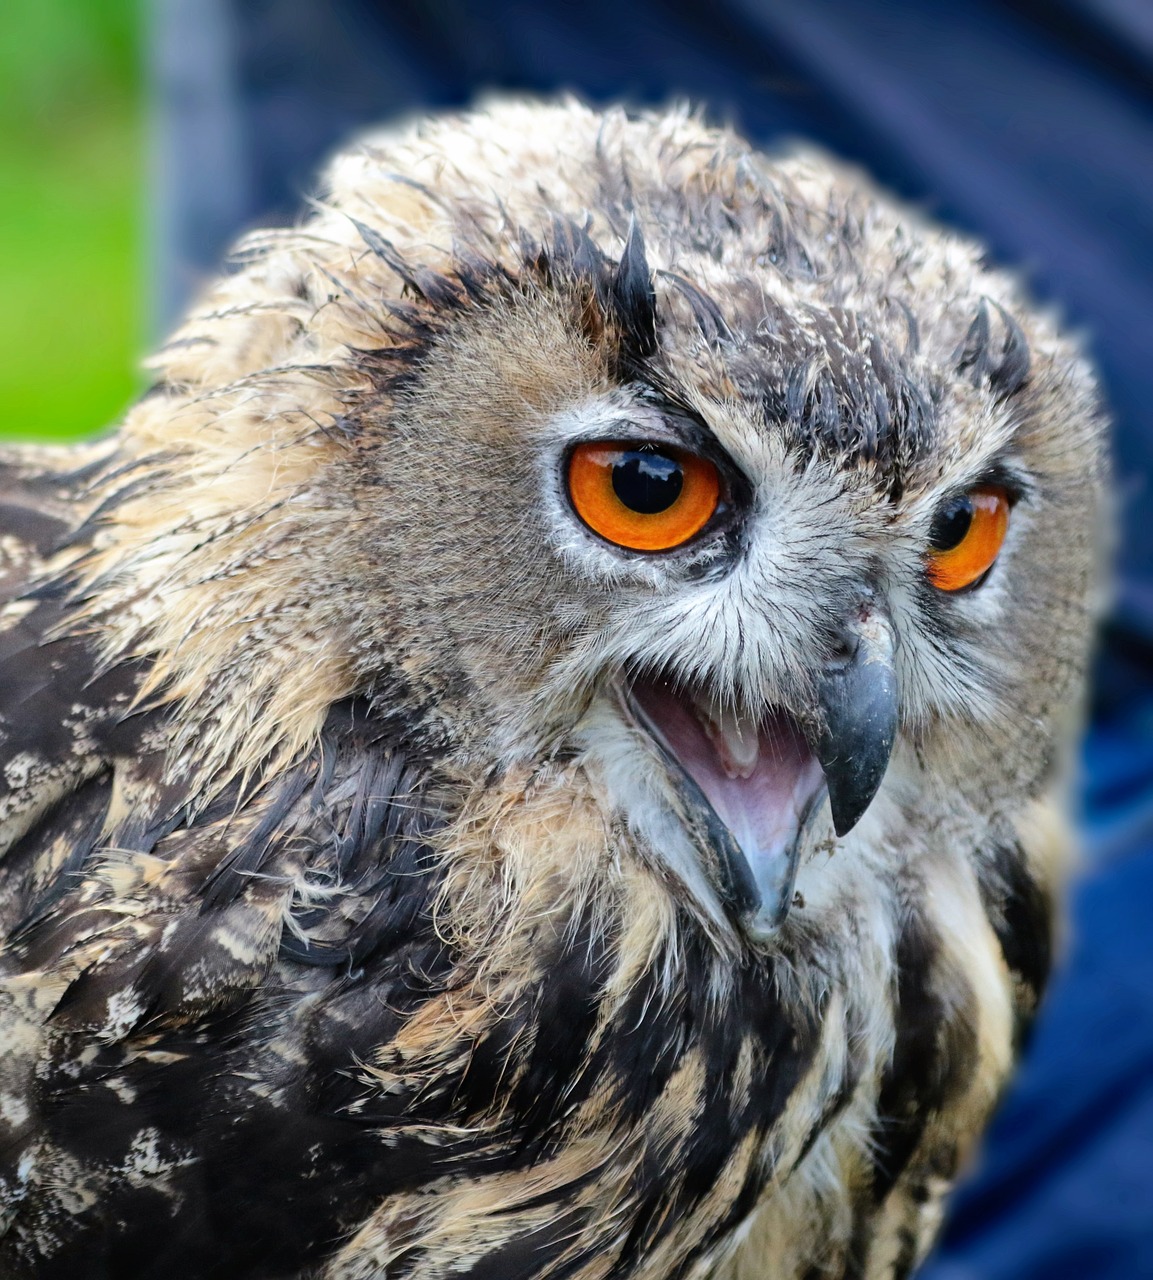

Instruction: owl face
[534,384,901,940]
[346,192,1100,949]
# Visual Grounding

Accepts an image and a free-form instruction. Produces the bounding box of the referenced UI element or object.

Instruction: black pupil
[611,451,684,514]
[930,495,974,551]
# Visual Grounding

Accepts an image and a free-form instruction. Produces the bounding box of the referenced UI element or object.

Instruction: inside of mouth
[628,674,826,871]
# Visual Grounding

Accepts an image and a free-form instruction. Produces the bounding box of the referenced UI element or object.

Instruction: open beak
[624,602,898,942]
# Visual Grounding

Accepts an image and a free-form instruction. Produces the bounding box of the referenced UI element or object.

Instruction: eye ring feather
[567,441,721,552]
[925,485,1011,591]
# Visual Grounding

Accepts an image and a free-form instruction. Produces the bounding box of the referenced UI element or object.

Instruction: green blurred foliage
[0,0,142,441]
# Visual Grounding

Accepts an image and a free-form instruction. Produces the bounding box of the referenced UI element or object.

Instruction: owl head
[88,100,1106,950]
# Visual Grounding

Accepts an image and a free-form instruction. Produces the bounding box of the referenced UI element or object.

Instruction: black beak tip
[828,788,868,838]
[822,725,896,838]
[830,806,857,840]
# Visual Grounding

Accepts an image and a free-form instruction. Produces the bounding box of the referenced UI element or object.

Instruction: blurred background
[0,0,141,443]
[1,2,1151,1277]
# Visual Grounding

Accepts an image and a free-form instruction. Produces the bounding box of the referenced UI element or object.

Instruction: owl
[0,100,1104,1279]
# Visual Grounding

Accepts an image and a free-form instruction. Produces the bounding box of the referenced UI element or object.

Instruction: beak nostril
[825,629,860,671]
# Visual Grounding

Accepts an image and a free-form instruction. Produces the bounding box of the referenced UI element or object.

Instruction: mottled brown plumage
[0,101,1105,1279]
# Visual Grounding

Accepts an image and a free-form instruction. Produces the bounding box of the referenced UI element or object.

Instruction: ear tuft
[611,216,658,360]
[955,297,1031,399]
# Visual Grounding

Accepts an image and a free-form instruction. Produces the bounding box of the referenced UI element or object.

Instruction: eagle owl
[0,101,1104,1279]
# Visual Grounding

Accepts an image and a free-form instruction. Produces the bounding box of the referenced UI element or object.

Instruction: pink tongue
[630,679,825,881]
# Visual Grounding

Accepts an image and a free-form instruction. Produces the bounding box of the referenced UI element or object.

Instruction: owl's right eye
[567,442,721,552]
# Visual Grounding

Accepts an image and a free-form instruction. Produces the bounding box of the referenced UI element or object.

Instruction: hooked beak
[622,599,899,942]
[812,600,899,838]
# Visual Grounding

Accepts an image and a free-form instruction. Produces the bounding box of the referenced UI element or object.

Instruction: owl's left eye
[567,442,721,552]
[925,485,1011,591]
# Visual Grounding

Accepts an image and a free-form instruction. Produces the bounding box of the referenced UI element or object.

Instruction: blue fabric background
[152,3,1153,1272]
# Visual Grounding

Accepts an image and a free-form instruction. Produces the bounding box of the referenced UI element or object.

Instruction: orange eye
[925,485,1010,591]
[567,442,721,552]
